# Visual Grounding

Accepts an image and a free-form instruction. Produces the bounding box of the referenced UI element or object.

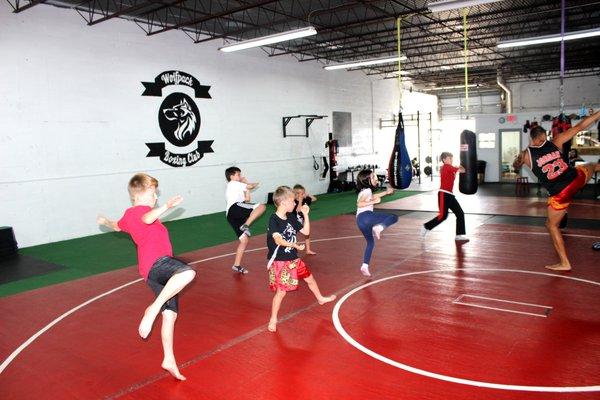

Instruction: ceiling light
[324,56,407,70]
[422,84,479,91]
[497,27,600,48]
[428,0,505,13]
[219,26,317,52]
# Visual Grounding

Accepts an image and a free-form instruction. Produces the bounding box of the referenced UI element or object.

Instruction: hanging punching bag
[388,113,412,189]
[459,129,478,195]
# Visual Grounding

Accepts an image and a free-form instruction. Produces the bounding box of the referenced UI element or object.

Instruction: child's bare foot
[306,250,317,255]
[545,263,571,271]
[138,306,160,339]
[318,295,336,305]
[268,319,277,332]
[162,360,186,381]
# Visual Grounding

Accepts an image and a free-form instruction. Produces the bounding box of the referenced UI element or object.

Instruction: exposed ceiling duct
[496,70,512,114]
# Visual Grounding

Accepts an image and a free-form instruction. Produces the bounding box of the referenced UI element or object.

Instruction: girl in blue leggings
[355,169,398,277]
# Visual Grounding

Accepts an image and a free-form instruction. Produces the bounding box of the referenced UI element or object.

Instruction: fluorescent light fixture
[497,27,600,48]
[324,55,407,70]
[422,84,479,91]
[428,0,505,13]
[219,26,317,52]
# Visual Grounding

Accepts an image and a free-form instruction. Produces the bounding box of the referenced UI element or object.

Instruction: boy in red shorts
[514,110,600,271]
[266,186,336,333]
[97,173,196,380]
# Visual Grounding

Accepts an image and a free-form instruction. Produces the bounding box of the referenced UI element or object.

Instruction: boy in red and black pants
[421,152,469,242]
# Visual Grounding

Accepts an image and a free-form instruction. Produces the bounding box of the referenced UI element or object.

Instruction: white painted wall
[336,89,439,172]
[510,76,600,113]
[0,4,437,247]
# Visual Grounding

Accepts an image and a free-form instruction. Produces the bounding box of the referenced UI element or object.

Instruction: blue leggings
[356,211,399,264]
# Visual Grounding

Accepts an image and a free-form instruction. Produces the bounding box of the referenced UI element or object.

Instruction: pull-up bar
[282,115,328,138]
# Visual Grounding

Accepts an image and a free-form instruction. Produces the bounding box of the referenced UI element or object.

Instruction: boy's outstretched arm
[97,215,121,231]
[142,195,183,224]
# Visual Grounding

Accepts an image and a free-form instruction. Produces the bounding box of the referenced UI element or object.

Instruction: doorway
[499,129,521,182]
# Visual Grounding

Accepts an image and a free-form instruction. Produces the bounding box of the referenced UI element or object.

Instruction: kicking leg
[244,203,266,227]
[160,310,186,381]
[303,275,336,305]
[139,269,196,339]
[372,213,398,239]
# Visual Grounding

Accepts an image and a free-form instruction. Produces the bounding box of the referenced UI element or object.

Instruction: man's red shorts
[548,166,590,211]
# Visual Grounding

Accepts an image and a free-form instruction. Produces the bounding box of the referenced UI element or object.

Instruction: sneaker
[372,224,384,240]
[232,265,249,274]
[455,235,469,242]
[420,226,429,238]
[240,224,251,237]
[360,264,371,277]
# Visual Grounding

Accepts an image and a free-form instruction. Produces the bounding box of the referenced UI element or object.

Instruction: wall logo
[142,71,214,167]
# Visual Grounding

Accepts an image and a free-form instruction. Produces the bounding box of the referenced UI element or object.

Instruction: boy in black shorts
[225,167,266,274]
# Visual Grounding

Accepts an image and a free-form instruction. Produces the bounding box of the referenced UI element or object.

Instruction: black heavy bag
[388,113,412,189]
[459,129,478,195]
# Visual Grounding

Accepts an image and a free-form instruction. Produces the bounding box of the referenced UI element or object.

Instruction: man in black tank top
[513,110,600,271]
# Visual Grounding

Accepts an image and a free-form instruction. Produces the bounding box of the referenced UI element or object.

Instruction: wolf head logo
[162,98,197,141]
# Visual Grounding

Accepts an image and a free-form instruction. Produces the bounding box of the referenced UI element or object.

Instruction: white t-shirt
[356,188,374,216]
[226,180,248,213]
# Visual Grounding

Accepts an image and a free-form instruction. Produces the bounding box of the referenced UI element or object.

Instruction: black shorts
[227,202,258,238]
[146,256,193,313]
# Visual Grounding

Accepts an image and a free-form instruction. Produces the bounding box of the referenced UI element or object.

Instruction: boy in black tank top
[514,110,600,271]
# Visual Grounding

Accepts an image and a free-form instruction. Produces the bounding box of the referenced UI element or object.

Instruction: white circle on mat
[332,268,600,393]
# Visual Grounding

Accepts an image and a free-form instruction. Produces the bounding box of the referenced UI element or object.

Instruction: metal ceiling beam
[309,14,600,63]
[386,0,541,79]
[280,7,596,60]
[147,0,280,36]
[9,0,47,13]
[88,0,159,25]
[271,0,600,57]
[194,0,413,44]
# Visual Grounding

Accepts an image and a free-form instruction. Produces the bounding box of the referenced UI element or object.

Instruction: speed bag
[458,129,478,195]
[387,113,412,189]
